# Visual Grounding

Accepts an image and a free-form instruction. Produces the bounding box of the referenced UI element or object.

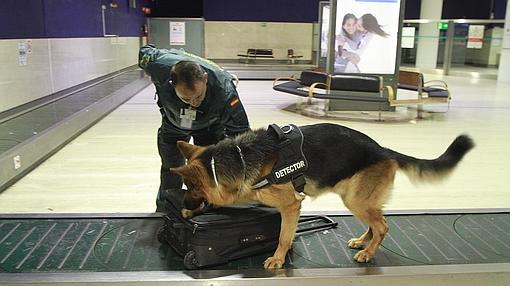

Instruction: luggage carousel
[1,210,509,285]
[1,66,508,285]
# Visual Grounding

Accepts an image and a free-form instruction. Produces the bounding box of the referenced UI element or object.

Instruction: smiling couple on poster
[334,0,401,75]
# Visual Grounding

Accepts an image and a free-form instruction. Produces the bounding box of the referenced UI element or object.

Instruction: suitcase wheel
[157,225,167,243]
[183,250,199,270]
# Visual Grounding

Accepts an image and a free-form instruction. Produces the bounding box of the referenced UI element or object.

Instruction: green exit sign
[437,22,448,30]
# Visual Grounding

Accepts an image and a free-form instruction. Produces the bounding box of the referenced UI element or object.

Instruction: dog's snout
[183,193,204,210]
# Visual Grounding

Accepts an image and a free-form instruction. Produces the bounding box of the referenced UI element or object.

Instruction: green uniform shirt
[138,45,238,131]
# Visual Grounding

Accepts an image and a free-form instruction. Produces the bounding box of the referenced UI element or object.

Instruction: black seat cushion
[423,86,449,97]
[330,75,381,92]
[299,70,328,86]
[273,81,309,97]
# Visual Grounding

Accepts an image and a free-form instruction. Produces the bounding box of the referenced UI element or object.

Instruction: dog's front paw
[353,249,374,263]
[347,238,365,249]
[263,256,284,269]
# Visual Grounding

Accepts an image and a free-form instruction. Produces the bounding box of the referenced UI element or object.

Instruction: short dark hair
[170,61,205,91]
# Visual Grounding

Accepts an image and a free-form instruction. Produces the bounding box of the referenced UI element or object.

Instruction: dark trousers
[156,121,224,211]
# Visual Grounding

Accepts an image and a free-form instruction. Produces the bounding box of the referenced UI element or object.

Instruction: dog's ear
[176,141,198,159]
[170,164,204,179]
[170,165,191,178]
[176,141,205,160]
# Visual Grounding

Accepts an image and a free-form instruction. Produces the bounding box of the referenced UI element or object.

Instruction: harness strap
[292,174,306,193]
[269,123,286,141]
[252,124,308,193]
[252,171,307,192]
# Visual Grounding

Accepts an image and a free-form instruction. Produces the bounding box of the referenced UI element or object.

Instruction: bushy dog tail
[389,135,474,184]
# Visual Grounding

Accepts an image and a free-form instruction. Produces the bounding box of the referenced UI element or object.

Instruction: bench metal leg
[296,98,305,111]
[417,104,424,119]
[417,91,424,119]
[378,102,382,121]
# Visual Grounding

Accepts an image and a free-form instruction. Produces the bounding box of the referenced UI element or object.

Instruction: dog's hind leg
[347,227,372,249]
[351,208,388,262]
[341,160,397,262]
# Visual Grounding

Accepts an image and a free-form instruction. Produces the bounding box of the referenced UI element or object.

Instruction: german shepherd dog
[171,123,474,269]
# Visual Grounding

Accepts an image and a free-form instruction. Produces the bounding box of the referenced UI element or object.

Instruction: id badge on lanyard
[179,107,197,129]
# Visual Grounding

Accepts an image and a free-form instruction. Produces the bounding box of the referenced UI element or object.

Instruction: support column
[415,0,443,70]
[498,2,510,83]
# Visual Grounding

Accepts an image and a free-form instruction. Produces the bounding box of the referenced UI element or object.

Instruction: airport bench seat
[237,48,274,58]
[273,70,452,120]
[273,70,387,102]
[398,70,450,100]
[273,70,391,120]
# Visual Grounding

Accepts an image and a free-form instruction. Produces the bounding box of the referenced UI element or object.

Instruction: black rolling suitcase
[158,189,337,269]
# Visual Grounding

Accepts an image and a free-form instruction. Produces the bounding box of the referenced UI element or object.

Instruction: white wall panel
[0,37,140,113]
[204,22,313,60]
[0,40,53,113]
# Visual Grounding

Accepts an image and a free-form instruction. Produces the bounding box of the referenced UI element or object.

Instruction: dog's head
[171,140,244,218]
[171,131,271,218]
[169,141,210,217]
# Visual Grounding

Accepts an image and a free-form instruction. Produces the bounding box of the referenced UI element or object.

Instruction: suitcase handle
[239,215,337,245]
[296,215,338,236]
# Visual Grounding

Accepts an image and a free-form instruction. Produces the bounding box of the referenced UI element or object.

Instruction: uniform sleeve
[218,85,250,137]
[138,45,178,87]
[138,45,158,72]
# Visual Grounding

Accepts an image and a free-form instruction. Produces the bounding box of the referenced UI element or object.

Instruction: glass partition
[400,19,505,78]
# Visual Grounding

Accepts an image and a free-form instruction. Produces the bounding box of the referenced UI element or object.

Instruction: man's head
[170,61,208,107]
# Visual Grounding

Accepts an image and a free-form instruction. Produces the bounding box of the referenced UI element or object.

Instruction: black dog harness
[252,124,308,193]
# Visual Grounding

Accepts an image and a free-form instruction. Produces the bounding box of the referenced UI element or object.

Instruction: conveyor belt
[1,211,509,271]
[0,210,509,285]
[0,69,150,191]
[0,70,145,153]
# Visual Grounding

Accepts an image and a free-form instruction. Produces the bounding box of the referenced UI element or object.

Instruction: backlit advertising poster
[335,0,401,74]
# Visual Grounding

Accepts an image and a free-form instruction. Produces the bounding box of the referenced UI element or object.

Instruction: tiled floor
[1,73,509,213]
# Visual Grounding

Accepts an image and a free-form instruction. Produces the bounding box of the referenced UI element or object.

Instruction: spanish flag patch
[230,98,240,107]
